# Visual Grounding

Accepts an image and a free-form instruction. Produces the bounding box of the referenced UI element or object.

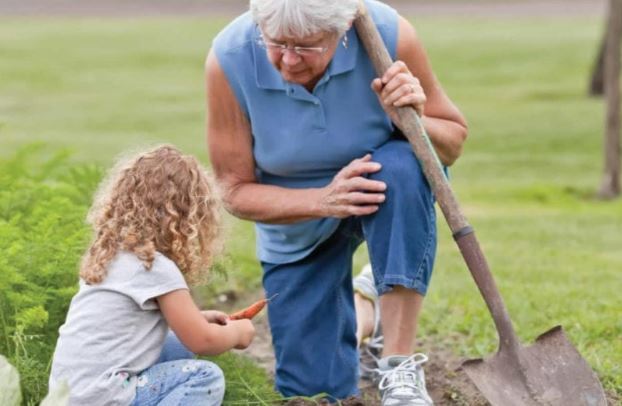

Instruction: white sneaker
[377,354,433,406]
[359,334,383,380]
[354,264,383,380]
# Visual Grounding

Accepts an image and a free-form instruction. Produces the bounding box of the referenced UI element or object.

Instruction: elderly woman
[206,0,467,404]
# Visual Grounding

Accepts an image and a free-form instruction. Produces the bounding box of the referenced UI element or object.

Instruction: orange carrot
[229,293,278,320]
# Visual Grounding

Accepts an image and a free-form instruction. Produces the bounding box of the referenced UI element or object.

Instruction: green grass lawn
[1,13,621,401]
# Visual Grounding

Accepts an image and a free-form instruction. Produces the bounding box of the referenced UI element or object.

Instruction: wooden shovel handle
[354,1,520,352]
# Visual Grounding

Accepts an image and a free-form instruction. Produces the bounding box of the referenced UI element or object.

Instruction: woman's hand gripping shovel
[353,2,607,405]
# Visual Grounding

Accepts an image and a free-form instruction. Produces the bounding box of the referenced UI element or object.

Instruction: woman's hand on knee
[318,154,386,218]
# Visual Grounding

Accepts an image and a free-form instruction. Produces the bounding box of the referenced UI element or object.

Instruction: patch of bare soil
[232,308,488,405]
[215,292,619,405]
[283,396,367,406]
[412,336,489,406]
[353,335,491,406]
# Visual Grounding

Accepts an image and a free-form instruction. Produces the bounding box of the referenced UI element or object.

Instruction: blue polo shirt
[212,0,398,264]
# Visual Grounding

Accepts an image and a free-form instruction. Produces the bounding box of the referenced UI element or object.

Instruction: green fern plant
[0,146,98,405]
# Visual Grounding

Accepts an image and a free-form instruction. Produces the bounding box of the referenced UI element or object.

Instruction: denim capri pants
[261,139,438,399]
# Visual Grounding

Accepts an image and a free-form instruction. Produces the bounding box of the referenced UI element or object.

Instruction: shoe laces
[359,335,384,375]
[377,353,430,400]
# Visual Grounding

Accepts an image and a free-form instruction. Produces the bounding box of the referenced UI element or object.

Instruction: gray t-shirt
[49,251,189,406]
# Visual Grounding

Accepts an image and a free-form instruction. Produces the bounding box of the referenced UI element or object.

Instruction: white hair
[250,0,359,39]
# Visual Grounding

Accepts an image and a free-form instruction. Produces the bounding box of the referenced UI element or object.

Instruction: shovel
[353,3,607,405]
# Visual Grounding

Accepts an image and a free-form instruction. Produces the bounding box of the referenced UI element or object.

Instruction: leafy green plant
[205,352,280,405]
[0,145,100,404]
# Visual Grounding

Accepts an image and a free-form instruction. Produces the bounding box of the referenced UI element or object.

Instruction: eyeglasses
[256,35,329,57]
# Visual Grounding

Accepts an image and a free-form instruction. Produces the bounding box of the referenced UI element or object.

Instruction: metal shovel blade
[461,326,607,406]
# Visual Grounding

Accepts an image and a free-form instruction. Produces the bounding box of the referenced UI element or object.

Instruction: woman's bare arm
[205,50,386,223]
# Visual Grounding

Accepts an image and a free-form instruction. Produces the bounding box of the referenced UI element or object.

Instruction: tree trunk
[589,34,605,96]
[598,0,622,199]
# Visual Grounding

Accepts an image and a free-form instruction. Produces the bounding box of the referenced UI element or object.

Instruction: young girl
[49,145,255,406]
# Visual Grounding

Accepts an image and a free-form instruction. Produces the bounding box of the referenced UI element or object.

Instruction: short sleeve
[123,253,189,310]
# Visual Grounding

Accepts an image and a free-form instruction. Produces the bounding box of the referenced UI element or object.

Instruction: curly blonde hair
[80,145,221,285]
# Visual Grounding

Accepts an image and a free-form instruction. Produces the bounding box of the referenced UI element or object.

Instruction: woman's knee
[370,140,432,202]
[371,141,424,181]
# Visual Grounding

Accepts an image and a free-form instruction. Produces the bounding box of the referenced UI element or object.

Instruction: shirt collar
[254,26,358,91]
[326,27,358,77]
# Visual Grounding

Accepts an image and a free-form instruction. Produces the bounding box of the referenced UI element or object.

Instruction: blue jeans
[131,332,225,406]
[261,139,437,400]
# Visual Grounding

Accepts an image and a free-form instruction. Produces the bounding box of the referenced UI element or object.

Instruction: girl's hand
[318,154,386,218]
[232,319,256,350]
[201,310,229,326]
[371,60,426,125]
